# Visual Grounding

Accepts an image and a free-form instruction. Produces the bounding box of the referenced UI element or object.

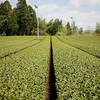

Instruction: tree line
[0,0,63,36]
[0,0,83,36]
[0,0,100,36]
[0,0,37,36]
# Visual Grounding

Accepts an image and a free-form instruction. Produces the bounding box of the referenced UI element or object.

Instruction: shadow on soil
[45,37,57,100]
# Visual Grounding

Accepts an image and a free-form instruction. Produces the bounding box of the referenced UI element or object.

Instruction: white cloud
[0,0,10,2]
[36,0,41,2]
[37,3,100,30]
[68,11,100,30]
[98,1,100,7]
[0,0,99,31]
[69,0,100,9]
[38,3,60,13]
[26,0,30,5]
[0,0,5,2]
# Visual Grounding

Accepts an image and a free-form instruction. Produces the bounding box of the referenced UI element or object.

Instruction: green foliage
[52,18,62,35]
[0,36,45,58]
[26,5,37,35]
[28,6,37,31]
[46,19,53,35]
[64,21,83,36]
[47,19,53,27]
[53,36,100,99]
[78,27,83,34]
[17,0,29,35]
[4,0,13,36]
[0,0,37,36]
[31,28,37,35]
[46,18,62,35]
[8,12,19,35]
[39,18,47,35]
[71,20,80,35]
[0,0,86,36]
[0,32,6,36]
[65,22,71,35]
[0,0,13,36]
[57,36,100,58]
[0,15,7,34]
[71,20,75,35]
[4,0,12,12]
[83,26,91,36]
[0,1,9,35]
[0,36,50,99]
[0,36,100,99]
[0,2,8,15]
[95,22,100,35]
[16,0,37,35]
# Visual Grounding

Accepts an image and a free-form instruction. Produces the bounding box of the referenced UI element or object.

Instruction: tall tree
[66,22,71,35]
[17,0,28,35]
[0,3,8,35]
[26,5,32,35]
[84,26,91,35]
[46,18,62,35]
[4,0,12,36]
[46,19,54,35]
[39,18,47,35]
[4,0,12,12]
[0,3,8,15]
[26,5,37,35]
[52,18,60,35]
[95,22,100,35]
[0,15,7,34]
[71,20,76,35]
[0,0,12,36]
[75,26,79,35]
[8,12,19,35]
[71,20,80,35]
[78,27,83,34]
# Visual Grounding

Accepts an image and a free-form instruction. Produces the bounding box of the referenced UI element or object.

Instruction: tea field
[53,36,100,99]
[0,36,50,99]
[0,36,100,99]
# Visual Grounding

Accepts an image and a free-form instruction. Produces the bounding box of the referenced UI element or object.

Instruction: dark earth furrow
[45,37,57,100]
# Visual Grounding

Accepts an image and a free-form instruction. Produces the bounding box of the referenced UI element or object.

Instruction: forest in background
[0,0,100,36]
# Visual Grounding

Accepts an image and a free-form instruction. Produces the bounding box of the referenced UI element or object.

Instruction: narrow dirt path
[44,37,57,100]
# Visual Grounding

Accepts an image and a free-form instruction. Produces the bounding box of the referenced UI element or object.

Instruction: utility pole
[70,17,73,35]
[34,5,39,39]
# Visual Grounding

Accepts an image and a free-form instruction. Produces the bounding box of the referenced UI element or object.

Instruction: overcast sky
[0,0,100,30]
